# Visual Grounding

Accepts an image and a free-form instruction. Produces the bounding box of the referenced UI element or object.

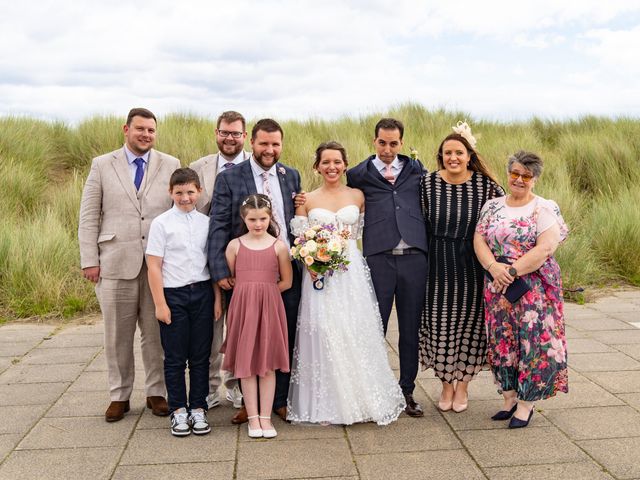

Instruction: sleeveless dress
[476,195,569,401]
[221,239,290,379]
[287,205,405,426]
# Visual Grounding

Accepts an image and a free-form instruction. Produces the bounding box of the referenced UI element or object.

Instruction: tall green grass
[1,104,638,320]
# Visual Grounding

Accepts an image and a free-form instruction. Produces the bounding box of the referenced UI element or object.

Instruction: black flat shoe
[508,407,534,429]
[491,403,517,421]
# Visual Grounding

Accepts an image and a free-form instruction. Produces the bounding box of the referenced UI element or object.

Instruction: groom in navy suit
[346,118,428,417]
[208,118,302,422]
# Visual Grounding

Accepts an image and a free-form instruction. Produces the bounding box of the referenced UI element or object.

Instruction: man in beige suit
[79,108,180,422]
[189,111,250,418]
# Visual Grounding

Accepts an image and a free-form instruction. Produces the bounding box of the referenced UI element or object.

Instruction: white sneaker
[170,408,190,437]
[226,385,243,409]
[189,408,211,435]
[206,391,221,409]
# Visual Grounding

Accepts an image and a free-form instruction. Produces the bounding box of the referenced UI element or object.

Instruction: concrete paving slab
[0,363,84,384]
[346,416,460,454]
[85,351,108,371]
[583,370,640,393]
[119,426,236,465]
[237,438,356,479]
[111,462,235,480]
[578,437,640,479]
[0,446,121,480]
[612,344,640,361]
[21,346,101,365]
[569,352,640,372]
[540,381,624,410]
[566,316,634,331]
[0,404,48,434]
[564,325,589,338]
[443,400,550,430]
[566,338,616,353]
[484,461,614,479]
[59,322,104,335]
[590,330,640,345]
[17,415,137,449]
[241,417,344,442]
[618,393,640,410]
[591,299,640,313]
[0,342,38,357]
[419,374,500,402]
[0,325,54,343]
[46,390,145,418]
[0,382,70,407]
[546,405,640,440]
[68,370,143,392]
[39,333,104,349]
[458,426,588,467]
[356,449,485,480]
[0,434,20,462]
[0,358,13,374]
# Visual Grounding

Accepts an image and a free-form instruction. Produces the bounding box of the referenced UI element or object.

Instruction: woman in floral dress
[473,150,569,428]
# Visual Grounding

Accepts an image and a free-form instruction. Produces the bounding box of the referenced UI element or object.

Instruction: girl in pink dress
[222,194,292,439]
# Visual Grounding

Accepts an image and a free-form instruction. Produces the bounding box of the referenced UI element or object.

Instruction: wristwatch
[508,266,518,278]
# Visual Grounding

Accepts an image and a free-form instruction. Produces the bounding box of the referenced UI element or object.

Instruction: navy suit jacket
[208,159,301,282]
[346,154,428,257]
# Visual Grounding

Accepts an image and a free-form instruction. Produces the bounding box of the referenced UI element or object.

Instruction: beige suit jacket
[78,147,181,280]
[189,151,251,214]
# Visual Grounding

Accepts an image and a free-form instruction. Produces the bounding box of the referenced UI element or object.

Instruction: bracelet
[486,261,495,271]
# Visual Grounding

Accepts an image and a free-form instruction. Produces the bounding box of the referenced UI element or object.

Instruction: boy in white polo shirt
[146,168,222,436]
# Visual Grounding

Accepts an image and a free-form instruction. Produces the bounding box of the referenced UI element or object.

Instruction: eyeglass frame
[217,129,245,139]
[508,171,535,183]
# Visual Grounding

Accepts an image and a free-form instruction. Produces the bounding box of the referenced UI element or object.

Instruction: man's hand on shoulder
[294,191,307,208]
[82,266,100,283]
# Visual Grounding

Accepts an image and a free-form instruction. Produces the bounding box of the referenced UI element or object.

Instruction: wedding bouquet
[290,223,351,290]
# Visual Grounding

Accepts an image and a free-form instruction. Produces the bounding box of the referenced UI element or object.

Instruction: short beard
[254,152,279,170]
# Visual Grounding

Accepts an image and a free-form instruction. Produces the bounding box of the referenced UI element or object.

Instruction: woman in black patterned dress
[419,123,504,413]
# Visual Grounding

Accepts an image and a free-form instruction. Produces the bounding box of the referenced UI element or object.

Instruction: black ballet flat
[508,407,534,429]
[491,403,517,421]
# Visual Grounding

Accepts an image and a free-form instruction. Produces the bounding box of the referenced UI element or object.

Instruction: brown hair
[216,111,246,131]
[126,108,156,126]
[169,168,201,190]
[238,194,280,238]
[313,141,348,170]
[375,118,404,139]
[251,118,284,140]
[436,133,499,184]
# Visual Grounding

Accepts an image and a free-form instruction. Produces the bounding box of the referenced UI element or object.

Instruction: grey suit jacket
[78,147,181,280]
[189,151,251,214]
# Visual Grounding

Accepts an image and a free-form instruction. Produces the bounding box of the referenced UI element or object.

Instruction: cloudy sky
[1,1,639,124]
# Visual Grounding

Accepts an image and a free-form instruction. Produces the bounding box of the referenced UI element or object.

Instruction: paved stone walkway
[1,291,640,479]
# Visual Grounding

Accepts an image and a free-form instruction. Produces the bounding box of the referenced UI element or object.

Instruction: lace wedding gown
[287,205,405,425]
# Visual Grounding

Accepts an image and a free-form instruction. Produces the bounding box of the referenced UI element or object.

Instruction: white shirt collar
[218,150,247,166]
[124,145,150,164]
[250,156,277,177]
[372,155,401,172]
[171,204,198,217]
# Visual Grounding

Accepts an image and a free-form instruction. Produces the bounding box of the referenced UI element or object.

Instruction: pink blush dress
[221,239,290,379]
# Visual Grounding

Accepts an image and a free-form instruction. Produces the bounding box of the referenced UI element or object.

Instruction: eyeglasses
[217,130,244,139]
[509,171,534,183]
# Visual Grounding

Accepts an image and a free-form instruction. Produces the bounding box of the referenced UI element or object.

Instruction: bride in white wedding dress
[287,142,405,426]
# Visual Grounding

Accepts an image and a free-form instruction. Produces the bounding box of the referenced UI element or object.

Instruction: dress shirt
[249,157,289,247]
[124,145,150,182]
[146,205,211,288]
[371,155,412,250]
[216,151,246,172]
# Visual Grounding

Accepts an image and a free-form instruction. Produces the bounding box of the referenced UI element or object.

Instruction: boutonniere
[278,166,286,175]
[410,147,419,160]
[291,191,297,199]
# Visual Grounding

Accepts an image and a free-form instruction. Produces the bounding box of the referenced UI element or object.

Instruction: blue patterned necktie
[223,162,235,170]
[133,158,145,191]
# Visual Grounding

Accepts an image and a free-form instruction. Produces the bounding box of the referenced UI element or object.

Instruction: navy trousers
[160,281,214,412]
[366,252,427,395]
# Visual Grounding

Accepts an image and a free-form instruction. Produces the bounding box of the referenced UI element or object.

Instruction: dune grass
[0,103,638,320]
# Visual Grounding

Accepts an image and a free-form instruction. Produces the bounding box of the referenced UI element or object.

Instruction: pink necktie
[261,172,272,198]
[383,164,395,184]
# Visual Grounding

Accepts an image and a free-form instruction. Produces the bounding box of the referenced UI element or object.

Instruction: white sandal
[247,415,263,438]
[259,415,277,438]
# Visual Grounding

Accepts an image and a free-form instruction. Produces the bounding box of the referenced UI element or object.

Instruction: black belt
[382,247,423,256]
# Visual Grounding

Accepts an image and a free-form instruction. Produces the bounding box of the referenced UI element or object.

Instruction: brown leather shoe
[403,394,424,417]
[274,406,287,422]
[146,396,169,416]
[231,405,248,424]
[105,400,130,422]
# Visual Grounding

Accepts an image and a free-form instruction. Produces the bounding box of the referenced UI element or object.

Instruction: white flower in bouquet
[305,240,318,252]
[304,256,314,266]
[299,246,309,257]
[328,239,342,253]
[304,229,316,239]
